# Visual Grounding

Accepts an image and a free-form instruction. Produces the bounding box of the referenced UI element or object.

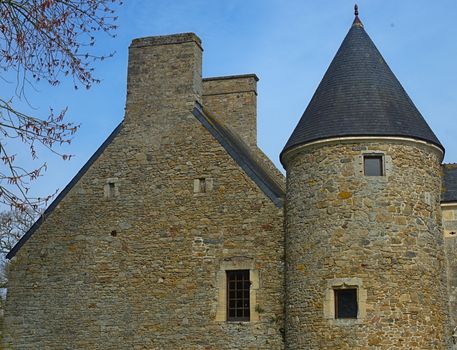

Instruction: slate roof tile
[443,164,457,203]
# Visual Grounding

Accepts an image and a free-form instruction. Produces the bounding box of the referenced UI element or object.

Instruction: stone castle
[3,9,457,350]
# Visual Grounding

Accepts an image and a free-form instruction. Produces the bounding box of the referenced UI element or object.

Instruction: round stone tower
[281,8,450,350]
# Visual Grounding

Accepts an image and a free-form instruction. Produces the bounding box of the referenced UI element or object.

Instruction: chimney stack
[125,33,203,126]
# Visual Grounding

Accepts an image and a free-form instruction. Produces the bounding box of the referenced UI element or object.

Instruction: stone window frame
[215,257,260,323]
[104,177,119,198]
[357,151,392,180]
[323,277,367,325]
[193,176,213,194]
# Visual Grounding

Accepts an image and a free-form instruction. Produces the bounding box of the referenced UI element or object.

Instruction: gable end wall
[3,86,284,349]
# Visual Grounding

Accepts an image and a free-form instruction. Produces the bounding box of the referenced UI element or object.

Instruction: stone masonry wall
[443,204,457,329]
[203,75,258,147]
[3,34,285,349]
[283,140,450,349]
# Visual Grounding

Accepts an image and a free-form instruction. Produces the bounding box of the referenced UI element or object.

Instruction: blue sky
[3,0,457,202]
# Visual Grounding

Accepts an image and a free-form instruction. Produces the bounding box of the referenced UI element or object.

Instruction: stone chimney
[202,74,258,146]
[125,33,203,126]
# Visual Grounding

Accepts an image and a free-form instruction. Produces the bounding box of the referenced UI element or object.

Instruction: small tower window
[226,270,250,322]
[334,288,358,319]
[364,155,384,176]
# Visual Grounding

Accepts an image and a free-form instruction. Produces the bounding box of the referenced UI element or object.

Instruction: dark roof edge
[192,104,284,208]
[441,201,457,204]
[280,134,445,166]
[6,122,124,259]
[203,74,259,82]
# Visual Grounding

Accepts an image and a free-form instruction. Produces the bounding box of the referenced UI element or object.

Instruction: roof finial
[352,4,363,27]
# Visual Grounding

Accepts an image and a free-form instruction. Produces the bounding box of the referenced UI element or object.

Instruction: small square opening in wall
[193,177,213,193]
[104,178,119,198]
[108,182,116,197]
[334,288,358,319]
[198,178,206,193]
[364,155,384,176]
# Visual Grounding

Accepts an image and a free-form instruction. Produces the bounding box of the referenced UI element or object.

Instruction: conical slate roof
[281,14,443,162]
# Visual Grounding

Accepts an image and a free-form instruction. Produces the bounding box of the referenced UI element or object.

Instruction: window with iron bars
[226,270,250,321]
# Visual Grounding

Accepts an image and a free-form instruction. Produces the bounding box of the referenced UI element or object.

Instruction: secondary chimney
[202,74,258,146]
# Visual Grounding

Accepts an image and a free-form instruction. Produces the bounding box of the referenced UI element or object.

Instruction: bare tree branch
[0,208,35,291]
[0,0,122,212]
[0,209,34,255]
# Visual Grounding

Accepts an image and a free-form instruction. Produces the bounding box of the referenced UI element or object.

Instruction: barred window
[226,270,250,321]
